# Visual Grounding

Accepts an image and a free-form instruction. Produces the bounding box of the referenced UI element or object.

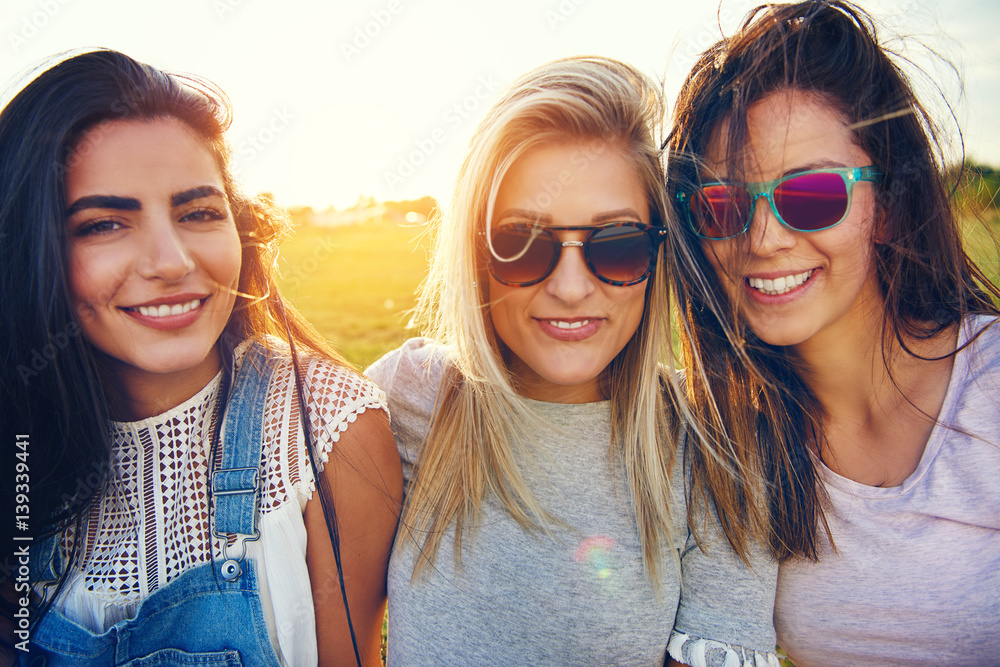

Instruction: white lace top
[49,342,387,666]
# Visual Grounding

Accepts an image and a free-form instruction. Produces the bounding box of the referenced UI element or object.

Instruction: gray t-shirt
[367,338,778,667]
[775,316,1000,665]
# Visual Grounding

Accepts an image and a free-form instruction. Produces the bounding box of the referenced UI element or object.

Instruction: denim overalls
[24,343,283,666]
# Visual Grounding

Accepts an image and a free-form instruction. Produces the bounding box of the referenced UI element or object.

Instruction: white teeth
[748,270,813,296]
[546,319,592,330]
[136,299,201,318]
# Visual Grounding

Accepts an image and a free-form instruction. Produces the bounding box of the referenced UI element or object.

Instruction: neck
[102,347,223,421]
[516,377,604,404]
[793,315,959,486]
[795,316,958,418]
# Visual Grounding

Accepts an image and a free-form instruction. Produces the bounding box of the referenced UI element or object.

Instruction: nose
[747,195,796,256]
[137,215,196,281]
[544,240,596,304]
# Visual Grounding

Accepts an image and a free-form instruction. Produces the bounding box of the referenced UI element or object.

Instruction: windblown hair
[664,0,1000,560]
[0,49,347,628]
[405,56,764,586]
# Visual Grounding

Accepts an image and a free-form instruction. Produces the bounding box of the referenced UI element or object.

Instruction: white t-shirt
[775,316,1000,665]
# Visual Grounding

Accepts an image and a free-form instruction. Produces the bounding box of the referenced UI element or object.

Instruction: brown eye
[181,207,226,223]
[73,219,125,237]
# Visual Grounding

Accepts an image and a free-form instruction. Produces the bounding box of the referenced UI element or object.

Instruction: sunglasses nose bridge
[745,186,786,230]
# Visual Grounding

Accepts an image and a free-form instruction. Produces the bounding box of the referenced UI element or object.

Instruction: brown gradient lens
[587,225,652,283]
[489,225,559,285]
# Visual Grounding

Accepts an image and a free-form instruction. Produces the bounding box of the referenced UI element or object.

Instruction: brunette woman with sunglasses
[0,50,401,665]
[665,2,1000,664]
[366,56,780,666]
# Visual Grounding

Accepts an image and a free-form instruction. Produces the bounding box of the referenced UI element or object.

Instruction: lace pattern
[66,342,387,608]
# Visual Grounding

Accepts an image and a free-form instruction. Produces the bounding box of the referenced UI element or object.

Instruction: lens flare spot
[575,535,616,582]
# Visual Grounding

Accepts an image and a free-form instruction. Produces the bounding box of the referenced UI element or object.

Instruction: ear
[871,204,891,245]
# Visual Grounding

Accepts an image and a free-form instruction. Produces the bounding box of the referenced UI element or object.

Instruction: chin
[749,327,812,348]
[107,343,219,378]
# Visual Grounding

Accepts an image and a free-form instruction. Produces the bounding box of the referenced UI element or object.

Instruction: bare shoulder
[328,405,400,483]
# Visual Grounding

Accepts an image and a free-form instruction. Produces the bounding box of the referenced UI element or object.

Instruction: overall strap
[211,340,278,580]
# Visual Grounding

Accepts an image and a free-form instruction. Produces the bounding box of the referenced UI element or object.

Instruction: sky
[2,0,998,210]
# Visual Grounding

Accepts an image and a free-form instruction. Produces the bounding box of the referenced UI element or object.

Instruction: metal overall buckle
[211,467,261,581]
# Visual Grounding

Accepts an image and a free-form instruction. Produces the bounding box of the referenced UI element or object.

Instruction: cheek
[66,245,123,321]
[487,280,519,342]
[621,286,646,337]
[224,230,243,288]
[201,224,243,291]
[826,212,878,276]
[699,240,737,289]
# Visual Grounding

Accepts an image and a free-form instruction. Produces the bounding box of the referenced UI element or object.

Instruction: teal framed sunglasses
[677,166,883,240]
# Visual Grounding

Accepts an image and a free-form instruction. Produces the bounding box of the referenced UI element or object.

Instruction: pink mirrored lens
[774,172,848,231]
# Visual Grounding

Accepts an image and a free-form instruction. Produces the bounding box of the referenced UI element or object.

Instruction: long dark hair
[0,49,360,660]
[664,0,1000,560]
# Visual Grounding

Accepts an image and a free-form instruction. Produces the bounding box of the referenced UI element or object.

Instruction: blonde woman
[367,57,779,666]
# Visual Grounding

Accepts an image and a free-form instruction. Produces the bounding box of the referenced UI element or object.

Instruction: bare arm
[305,407,403,667]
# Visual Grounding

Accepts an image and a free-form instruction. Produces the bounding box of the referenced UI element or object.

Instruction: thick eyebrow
[66,195,140,216]
[171,185,226,207]
[66,185,226,216]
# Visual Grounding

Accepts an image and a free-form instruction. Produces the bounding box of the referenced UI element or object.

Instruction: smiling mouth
[542,319,596,330]
[125,298,204,318]
[747,270,814,296]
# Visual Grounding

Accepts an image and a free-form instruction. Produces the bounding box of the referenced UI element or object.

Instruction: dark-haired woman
[0,50,401,666]
[665,2,1000,665]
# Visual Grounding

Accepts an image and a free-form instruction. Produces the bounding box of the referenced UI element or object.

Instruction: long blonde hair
[403,56,706,586]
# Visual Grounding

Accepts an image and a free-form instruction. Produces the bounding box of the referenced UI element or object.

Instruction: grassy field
[964,210,1000,286]
[274,218,434,369]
